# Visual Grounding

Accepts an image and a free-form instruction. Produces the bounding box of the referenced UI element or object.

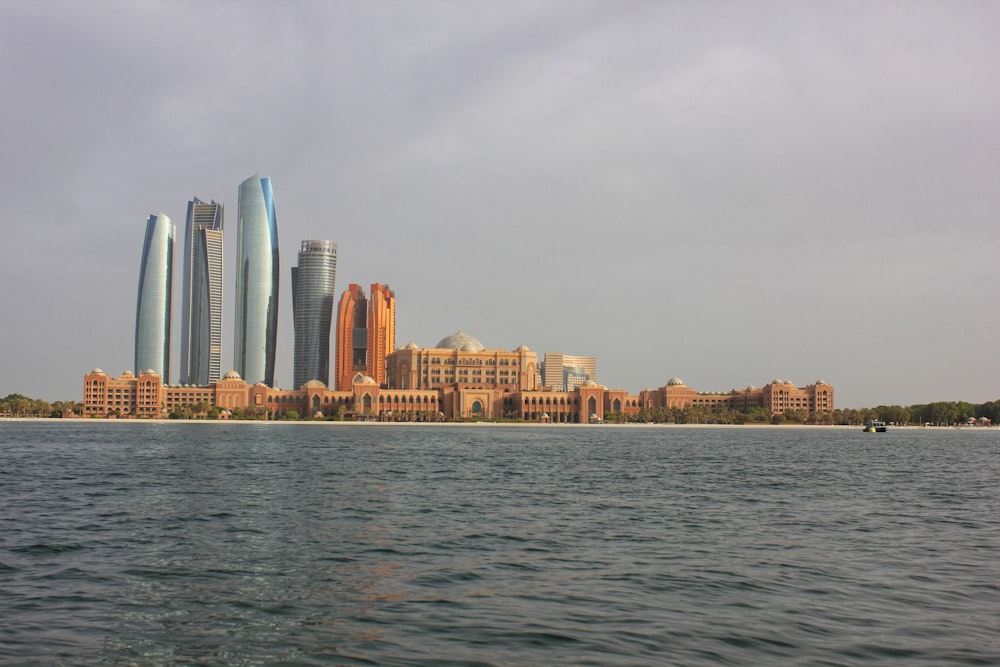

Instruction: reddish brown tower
[334,283,395,390]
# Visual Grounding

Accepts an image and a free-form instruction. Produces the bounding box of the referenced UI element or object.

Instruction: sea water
[1,422,998,666]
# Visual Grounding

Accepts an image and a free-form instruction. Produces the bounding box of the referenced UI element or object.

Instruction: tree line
[0,393,80,418]
[631,400,1000,426]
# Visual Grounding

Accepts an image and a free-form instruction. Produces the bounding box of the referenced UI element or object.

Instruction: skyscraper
[335,284,367,391]
[291,240,338,389]
[334,283,395,390]
[367,283,396,387]
[234,175,279,386]
[179,198,224,386]
[135,212,174,382]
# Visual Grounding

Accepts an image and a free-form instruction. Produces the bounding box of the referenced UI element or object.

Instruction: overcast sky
[2,0,998,409]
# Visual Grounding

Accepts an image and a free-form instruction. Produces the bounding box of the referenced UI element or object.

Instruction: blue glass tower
[234,175,279,386]
[135,212,174,382]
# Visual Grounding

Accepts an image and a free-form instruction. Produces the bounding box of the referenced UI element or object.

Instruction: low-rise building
[638,377,834,416]
[82,351,829,422]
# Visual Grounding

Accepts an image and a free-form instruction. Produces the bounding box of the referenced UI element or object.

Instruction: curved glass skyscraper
[135,212,174,382]
[179,198,224,386]
[291,240,338,388]
[234,175,279,386]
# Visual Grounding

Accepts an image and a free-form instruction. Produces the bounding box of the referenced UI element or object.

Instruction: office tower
[541,353,597,392]
[179,198,224,386]
[291,240,338,388]
[135,212,174,382]
[335,284,367,391]
[367,283,396,387]
[334,283,395,390]
[234,175,279,386]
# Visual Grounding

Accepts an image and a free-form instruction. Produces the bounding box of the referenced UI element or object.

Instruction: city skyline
[3,2,1000,408]
[134,212,173,383]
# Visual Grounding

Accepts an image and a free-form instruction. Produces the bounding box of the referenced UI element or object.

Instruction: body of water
[1,422,998,665]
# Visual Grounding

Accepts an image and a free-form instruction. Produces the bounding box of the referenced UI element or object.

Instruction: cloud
[2,0,999,407]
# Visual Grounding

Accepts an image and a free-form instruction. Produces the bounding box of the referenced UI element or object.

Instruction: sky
[2,0,998,409]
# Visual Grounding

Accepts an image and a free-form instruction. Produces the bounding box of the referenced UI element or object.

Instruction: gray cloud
[2,0,998,407]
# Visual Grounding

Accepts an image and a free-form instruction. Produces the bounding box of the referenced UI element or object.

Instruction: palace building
[638,377,834,416]
[82,368,831,422]
[82,331,645,423]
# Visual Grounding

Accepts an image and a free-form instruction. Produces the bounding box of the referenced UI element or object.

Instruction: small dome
[223,370,242,380]
[816,379,828,385]
[353,374,377,385]
[92,368,105,375]
[121,370,135,378]
[405,341,419,350]
[746,385,757,391]
[514,344,530,353]
[303,379,326,388]
[145,368,157,375]
[771,378,783,385]
[667,377,685,386]
[785,380,795,385]
[436,330,485,351]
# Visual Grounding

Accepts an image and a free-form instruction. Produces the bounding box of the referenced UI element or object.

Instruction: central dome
[435,330,485,351]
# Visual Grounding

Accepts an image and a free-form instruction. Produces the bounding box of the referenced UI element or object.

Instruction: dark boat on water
[863,420,888,433]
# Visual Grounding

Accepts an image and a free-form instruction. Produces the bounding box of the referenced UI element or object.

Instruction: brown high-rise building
[367,283,395,387]
[334,283,395,390]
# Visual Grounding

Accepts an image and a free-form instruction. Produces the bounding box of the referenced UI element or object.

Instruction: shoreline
[1,417,995,431]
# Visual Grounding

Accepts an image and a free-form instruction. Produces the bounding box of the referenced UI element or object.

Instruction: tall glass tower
[234,175,279,386]
[135,212,174,382]
[179,198,224,386]
[291,240,338,388]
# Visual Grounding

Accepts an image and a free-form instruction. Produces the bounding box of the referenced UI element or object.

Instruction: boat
[863,420,888,433]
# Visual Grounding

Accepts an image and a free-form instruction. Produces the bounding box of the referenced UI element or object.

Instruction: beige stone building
[638,377,834,416]
[83,344,829,422]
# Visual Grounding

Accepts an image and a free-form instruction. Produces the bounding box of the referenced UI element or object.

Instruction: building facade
[291,240,338,388]
[638,377,835,416]
[135,212,174,383]
[335,284,367,391]
[179,197,224,385]
[386,331,551,419]
[386,331,539,392]
[334,283,395,390]
[81,367,640,424]
[367,284,395,387]
[234,175,279,386]
[541,353,597,392]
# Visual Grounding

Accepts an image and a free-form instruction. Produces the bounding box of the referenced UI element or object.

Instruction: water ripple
[1,423,999,665]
